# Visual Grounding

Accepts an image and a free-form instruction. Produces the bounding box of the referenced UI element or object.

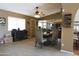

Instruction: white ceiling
[0,3,61,17]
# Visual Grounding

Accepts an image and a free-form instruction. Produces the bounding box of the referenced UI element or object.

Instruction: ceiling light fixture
[34,7,40,18]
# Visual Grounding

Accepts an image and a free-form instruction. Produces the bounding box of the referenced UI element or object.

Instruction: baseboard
[60,50,74,55]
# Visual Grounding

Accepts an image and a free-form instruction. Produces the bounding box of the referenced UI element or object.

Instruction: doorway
[73,9,79,55]
[36,20,62,50]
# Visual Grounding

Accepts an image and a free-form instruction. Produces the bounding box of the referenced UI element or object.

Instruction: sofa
[11,29,27,42]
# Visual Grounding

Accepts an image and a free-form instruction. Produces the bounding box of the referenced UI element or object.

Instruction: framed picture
[0,17,6,24]
[63,14,72,27]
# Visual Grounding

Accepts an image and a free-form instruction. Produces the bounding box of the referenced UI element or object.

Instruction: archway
[73,8,79,55]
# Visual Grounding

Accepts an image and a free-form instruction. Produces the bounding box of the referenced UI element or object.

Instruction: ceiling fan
[34,7,46,18]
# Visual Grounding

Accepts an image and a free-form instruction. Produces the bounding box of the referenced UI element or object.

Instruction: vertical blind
[8,17,25,31]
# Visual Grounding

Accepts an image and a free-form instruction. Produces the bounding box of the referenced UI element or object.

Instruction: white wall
[74,9,79,21]
[0,18,8,38]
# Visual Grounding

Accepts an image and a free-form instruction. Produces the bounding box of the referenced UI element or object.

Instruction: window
[74,21,79,32]
[8,17,26,31]
[38,20,47,29]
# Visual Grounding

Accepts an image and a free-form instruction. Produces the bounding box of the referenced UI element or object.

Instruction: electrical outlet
[62,43,64,47]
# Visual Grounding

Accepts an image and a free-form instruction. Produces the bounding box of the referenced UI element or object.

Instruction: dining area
[35,20,61,50]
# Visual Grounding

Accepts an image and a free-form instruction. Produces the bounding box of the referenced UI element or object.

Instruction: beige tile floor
[0,38,74,56]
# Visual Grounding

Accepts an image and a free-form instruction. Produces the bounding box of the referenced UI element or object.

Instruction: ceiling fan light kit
[34,6,45,18]
[34,7,40,18]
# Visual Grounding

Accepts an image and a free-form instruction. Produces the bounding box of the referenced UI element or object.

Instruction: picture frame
[0,17,6,24]
[63,14,72,27]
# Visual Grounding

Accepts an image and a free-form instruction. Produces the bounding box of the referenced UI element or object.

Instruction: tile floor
[0,38,74,56]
